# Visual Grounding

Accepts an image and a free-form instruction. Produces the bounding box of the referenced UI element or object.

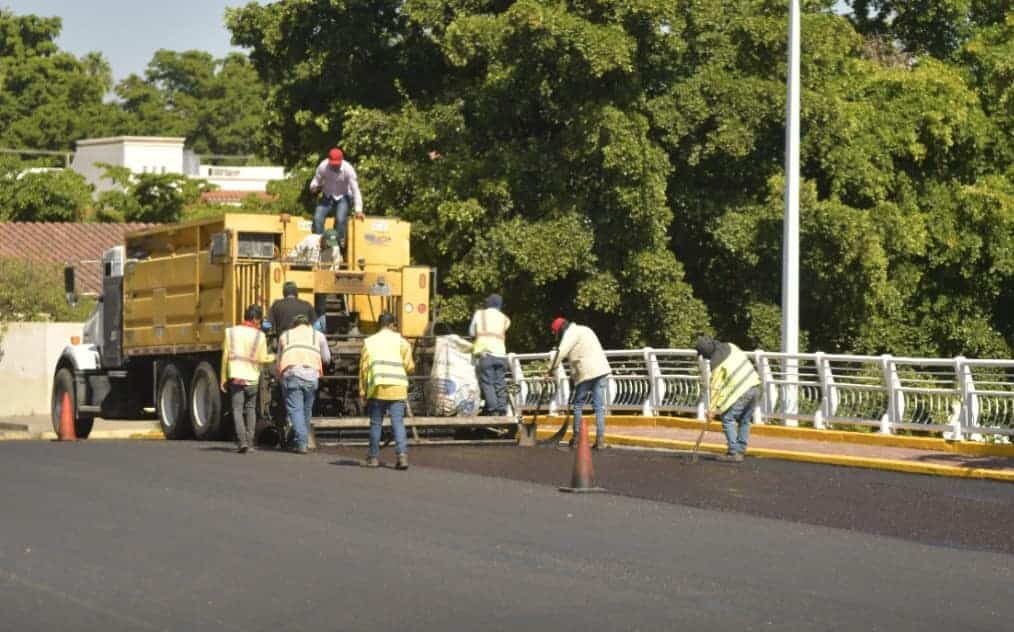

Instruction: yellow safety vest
[225,325,265,384]
[363,329,409,398]
[709,344,761,413]
[472,308,510,356]
[277,326,323,374]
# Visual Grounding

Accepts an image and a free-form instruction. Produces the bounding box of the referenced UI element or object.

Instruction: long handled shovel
[686,409,717,464]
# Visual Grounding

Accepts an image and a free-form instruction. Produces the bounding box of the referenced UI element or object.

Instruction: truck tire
[190,361,225,440]
[51,367,95,439]
[157,362,192,439]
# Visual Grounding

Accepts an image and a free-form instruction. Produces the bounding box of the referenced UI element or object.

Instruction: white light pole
[782,0,801,421]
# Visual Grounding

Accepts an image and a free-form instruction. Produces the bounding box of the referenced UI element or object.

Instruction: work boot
[237,445,249,454]
[715,452,744,463]
[395,453,409,470]
[363,456,380,468]
[292,445,308,455]
[593,438,607,451]
[567,437,575,449]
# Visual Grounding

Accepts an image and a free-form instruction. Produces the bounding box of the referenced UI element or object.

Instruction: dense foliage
[1,4,1011,357]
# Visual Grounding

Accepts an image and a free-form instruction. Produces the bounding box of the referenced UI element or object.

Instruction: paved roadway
[1,441,1011,631]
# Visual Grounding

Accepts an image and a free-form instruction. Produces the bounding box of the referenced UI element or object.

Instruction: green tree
[0,160,93,221]
[0,10,127,150]
[95,165,209,223]
[0,258,95,322]
[116,50,268,157]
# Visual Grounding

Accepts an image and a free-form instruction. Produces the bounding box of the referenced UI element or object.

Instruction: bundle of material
[426,335,480,416]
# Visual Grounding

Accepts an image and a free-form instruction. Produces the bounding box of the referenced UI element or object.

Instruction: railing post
[955,356,978,441]
[881,355,897,435]
[697,355,710,421]
[550,363,568,415]
[755,350,773,425]
[814,351,827,430]
[643,347,659,417]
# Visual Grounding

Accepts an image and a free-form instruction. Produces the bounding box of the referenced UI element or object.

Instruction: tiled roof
[199,190,276,205]
[0,222,158,295]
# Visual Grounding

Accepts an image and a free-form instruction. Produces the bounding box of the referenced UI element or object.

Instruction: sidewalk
[0,416,161,440]
[535,415,1014,482]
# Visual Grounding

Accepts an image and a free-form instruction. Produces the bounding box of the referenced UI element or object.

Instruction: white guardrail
[506,349,1014,441]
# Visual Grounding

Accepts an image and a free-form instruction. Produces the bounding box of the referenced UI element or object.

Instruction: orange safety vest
[277,325,323,375]
[472,308,509,356]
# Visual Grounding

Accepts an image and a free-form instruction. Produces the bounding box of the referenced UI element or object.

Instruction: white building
[70,136,285,200]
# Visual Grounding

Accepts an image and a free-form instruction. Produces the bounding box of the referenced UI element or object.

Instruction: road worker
[469,293,511,416]
[695,334,761,462]
[220,304,273,453]
[308,147,364,244]
[269,281,317,335]
[276,313,331,454]
[359,312,415,470]
[547,317,612,450]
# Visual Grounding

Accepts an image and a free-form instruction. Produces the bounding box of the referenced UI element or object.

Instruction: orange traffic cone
[559,418,604,493]
[58,391,77,441]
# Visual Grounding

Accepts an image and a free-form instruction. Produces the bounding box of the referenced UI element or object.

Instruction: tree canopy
[228,0,1013,356]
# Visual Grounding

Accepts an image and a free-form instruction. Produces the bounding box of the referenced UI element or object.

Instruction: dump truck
[51,212,438,441]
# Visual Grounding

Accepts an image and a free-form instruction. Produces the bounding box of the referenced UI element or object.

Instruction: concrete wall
[71,136,186,195]
[0,322,83,417]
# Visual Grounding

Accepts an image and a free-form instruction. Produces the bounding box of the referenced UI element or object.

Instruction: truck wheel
[157,363,192,439]
[190,361,224,440]
[51,367,95,439]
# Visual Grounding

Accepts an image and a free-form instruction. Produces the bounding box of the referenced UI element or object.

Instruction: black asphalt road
[0,441,1011,631]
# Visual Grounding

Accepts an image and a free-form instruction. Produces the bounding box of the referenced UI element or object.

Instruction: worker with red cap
[547,317,612,449]
[309,147,364,242]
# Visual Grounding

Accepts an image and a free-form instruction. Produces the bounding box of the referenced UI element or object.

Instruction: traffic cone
[559,418,604,493]
[58,391,77,442]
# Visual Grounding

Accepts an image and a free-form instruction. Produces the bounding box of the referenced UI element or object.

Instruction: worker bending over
[220,304,273,453]
[470,293,511,416]
[695,334,760,462]
[548,317,612,450]
[359,313,415,470]
[276,314,331,454]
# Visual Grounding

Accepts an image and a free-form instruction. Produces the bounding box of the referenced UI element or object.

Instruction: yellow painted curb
[532,428,1014,483]
[526,414,1014,458]
[0,431,34,441]
[36,429,165,441]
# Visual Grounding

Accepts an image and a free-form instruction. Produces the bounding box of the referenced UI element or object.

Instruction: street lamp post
[782,0,801,421]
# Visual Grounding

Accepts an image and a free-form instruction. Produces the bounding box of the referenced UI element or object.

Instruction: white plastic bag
[427,335,480,416]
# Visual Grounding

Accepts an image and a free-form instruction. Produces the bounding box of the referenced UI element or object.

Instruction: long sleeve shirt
[309,159,363,213]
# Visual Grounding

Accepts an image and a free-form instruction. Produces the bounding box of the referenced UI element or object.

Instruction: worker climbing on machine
[276,313,331,454]
[308,147,364,244]
[220,304,274,453]
[360,312,415,470]
[470,293,511,416]
[269,281,317,335]
[695,334,761,463]
[547,317,612,450]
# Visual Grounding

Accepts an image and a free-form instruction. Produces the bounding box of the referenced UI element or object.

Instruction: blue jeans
[572,375,607,440]
[283,376,317,449]
[312,194,350,240]
[368,399,407,458]
[476,354,509,414]
[721,387,758,455]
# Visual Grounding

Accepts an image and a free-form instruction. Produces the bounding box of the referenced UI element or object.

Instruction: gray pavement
[1,441,1012,631]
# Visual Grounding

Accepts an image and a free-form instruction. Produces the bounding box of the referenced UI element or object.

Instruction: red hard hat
[328,147,343,166]
[551,317,567,336]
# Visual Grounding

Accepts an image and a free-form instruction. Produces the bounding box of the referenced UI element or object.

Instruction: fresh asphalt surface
[1,441,1012,631]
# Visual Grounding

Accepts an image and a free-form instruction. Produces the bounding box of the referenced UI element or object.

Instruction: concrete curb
[534,429,1014,483]
[1,428,164,441]
[0,422,30,432]
[528,414,1014,458]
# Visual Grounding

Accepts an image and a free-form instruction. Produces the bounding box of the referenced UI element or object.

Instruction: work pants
[476,354,509,415]
[721,387,758,455]
[572,375,607,441]
[229,382,259,449]
[283,375,317,450]
[367,399,407,458]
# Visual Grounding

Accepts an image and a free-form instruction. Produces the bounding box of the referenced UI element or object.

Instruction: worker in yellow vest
[220,305,274,453]
[359,312,415,469]
[695,334,761,462]
[276,313,331,454]
[469,294,511,415]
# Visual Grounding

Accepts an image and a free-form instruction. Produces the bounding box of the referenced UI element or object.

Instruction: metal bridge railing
[506,349,1014,442]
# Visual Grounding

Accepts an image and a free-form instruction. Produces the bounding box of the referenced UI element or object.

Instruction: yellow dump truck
[52,212,434,440]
